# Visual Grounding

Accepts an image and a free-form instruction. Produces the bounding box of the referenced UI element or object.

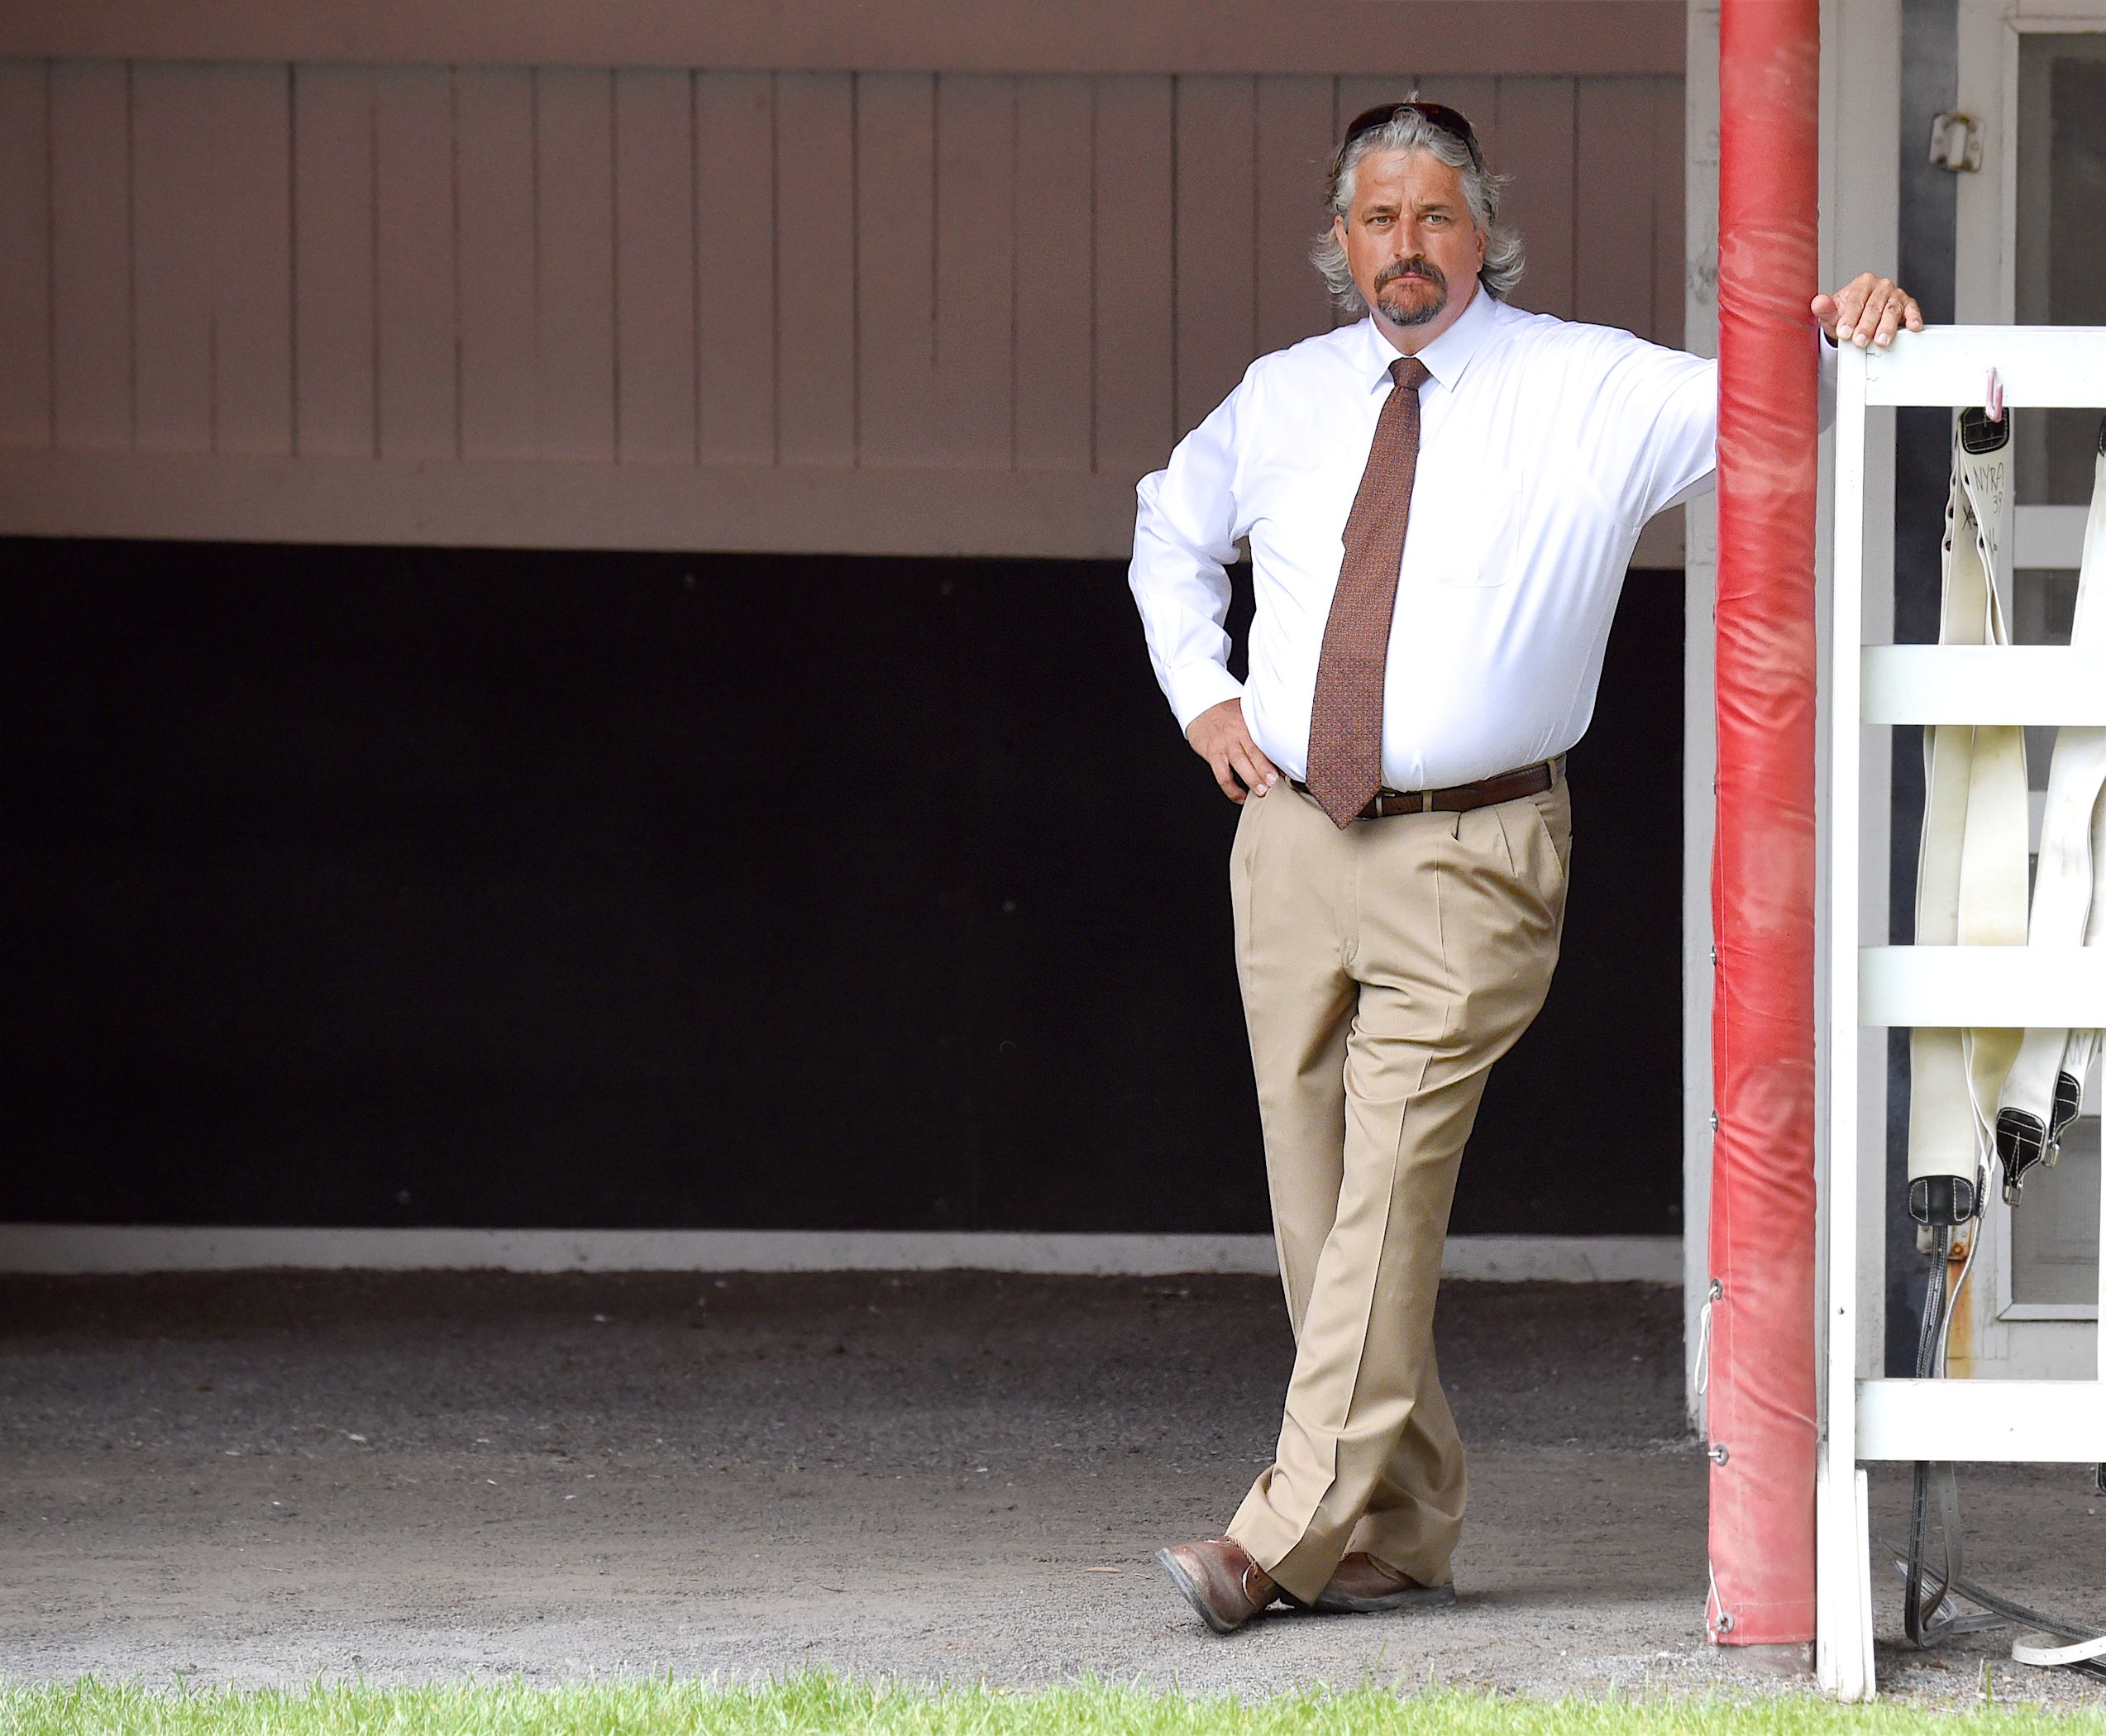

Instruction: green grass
[2,1673,2100,1736]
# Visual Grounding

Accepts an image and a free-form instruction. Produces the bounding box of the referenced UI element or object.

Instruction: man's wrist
[1168,665,1247,735]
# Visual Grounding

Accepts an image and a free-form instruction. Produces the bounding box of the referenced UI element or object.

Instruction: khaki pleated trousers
[1223,772,1571,1603]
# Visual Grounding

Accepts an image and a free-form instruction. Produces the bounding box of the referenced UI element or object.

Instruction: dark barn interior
[2,537,1683,1237]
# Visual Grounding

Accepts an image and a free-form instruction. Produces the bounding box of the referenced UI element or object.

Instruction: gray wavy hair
[1311,103,1526,310]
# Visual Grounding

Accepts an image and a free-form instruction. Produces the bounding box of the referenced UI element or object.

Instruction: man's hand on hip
[1187,698,1282,804]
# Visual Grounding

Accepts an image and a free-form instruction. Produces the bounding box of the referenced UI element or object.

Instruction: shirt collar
[1359,282,1502,394]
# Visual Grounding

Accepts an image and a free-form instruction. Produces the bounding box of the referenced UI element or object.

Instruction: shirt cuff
[1165,661,1247,736]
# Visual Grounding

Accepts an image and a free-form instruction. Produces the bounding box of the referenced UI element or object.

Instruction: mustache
[1377,257,1447,290]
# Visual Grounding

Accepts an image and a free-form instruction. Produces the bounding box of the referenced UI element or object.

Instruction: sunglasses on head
[1336,101,1483,174]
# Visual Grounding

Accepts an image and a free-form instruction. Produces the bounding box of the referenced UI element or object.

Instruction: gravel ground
[0,1270,2098,1710]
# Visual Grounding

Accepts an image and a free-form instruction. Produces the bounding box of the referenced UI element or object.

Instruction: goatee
[1375,259,1448,328]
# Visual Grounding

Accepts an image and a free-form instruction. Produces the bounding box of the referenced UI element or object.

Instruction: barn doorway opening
[2,538,1682,1240]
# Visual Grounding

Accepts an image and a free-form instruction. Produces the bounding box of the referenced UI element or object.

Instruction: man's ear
[1332,213,1349,247]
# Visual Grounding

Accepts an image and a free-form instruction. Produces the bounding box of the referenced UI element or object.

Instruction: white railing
[1819,324,2106,1699]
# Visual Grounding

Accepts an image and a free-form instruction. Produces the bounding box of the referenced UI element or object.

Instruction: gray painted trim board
[0,1228,1683,1283]
[0,451,1689,567]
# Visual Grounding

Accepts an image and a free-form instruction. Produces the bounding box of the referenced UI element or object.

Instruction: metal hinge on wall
[1928,111,1983,173]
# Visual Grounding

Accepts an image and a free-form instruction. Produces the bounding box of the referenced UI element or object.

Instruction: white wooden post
[1817,339,1875,1701]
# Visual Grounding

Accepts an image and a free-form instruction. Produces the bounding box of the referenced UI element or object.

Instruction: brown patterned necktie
[1304,355,1430,827]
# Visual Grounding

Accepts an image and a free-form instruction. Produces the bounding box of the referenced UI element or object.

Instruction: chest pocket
[1409,461,1524,588]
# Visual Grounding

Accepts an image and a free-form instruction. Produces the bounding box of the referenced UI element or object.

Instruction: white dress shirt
[1129,285,1822,791]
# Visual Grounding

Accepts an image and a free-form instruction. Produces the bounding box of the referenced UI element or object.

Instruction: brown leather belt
[1290,754,1566,822]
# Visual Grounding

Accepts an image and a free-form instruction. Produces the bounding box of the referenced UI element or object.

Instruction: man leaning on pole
[1127,96,1920,1633]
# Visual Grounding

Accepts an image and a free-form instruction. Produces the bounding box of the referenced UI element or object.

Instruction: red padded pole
[1707,0,1821,1648]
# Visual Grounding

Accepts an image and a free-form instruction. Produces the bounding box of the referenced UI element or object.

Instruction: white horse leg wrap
[1911,412,2106,1219]
[1994,422,2106,1197]
[1908,408,2028,1224]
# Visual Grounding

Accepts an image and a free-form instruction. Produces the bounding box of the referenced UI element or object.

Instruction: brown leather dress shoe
[1154,1537,1277,1633]
[1294,1552,1458,1614]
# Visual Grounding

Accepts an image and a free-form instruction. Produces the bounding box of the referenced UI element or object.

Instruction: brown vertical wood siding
[0,60,1687,559]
